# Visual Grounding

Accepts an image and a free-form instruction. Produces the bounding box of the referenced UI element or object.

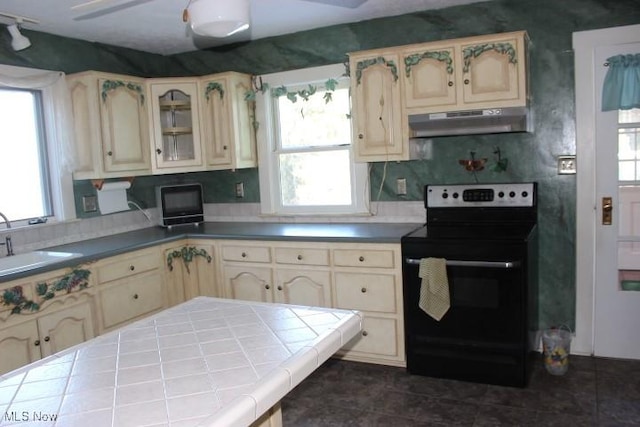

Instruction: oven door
[401,239,531,386]
[403,255,525,345]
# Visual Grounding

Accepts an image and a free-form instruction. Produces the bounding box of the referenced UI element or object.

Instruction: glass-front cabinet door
[148,80,203,173]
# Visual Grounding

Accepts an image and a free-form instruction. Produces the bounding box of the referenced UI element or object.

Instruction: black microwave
[156,183,204,228]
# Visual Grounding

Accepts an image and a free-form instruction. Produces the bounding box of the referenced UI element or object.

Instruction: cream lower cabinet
[0,269,97,376]
[220,242,331,307]
[163,241,217,307]
[96,247,166,331]
[219,240,404,366]
[332,244,405,366]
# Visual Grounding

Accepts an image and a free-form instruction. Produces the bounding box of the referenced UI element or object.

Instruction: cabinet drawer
[334,273,397,313]
[333,249,395,268]
[275,247,329,266]
[222,245,271,263]
[97,250,160,284]
[341,317,398,357]
[100,271,164,329]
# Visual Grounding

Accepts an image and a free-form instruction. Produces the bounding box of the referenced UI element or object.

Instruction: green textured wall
[2,0,640,329]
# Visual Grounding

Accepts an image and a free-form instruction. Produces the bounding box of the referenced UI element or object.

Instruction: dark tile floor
[281,355,640,426]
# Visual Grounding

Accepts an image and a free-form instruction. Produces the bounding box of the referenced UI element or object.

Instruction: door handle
[603,197,613,225]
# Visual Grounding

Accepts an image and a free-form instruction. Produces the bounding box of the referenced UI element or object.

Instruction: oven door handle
[404,258,521,269]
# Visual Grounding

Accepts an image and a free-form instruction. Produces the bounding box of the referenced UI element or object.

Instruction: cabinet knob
[358,134,364,139]
[362,331,368,337]
[464,79,470,85]
[277,285,283,291]
[156,148,162,154]
[133,294,139,299]
[129,265,135,271]
[265,284,270,290]
[223,145,228,150]
[107,151,113,156]
[297,254,303,260]
[448,81,453,87]
[359,256,365,262]
[34,340,40,346]
[44,336,50,342]
[361,287,367,293]
[241,252,247,258]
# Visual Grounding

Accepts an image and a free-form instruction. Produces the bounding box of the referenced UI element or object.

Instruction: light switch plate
[557,155,577,174]
[235,182,244,198]
[396,178,407,195]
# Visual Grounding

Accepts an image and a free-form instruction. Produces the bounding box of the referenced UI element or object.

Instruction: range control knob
[452,192,459,199]
[442,192,449,199]
[509,191,516,198]
[498,191,505,198]
[522,191,529,198]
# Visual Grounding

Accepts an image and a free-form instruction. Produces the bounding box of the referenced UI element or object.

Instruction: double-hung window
[0,65,75,228]
[256,64,368,215]
[0,88,52,222]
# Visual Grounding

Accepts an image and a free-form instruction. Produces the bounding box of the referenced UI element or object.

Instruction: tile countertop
[0,297,362,427]
[0,222,422,282]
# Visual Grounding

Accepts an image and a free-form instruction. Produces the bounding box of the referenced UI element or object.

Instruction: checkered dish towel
[418,258,450,321]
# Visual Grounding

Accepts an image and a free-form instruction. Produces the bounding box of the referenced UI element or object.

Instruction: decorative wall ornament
[101,80,145,105]
[491,147,508,172]
[1,267,91,315]
[462,42,517,73]
[166,246,212,274]
[404,51,454,77]
[355,57,399,85]
[204,81,224,100]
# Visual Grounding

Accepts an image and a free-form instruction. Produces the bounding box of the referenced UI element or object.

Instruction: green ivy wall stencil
[166,246,212,274]
[1,268,91,314]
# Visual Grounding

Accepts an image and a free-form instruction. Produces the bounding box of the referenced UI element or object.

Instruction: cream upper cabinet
[148,78,204,173]
[349,50,408,162]
[198,72,257,170]
[67,71,151,179]
[402,43,458,111]
[401,31,529,114]
[458,31,527,107]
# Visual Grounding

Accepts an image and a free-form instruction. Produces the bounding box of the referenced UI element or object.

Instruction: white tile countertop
[0,297,362,426]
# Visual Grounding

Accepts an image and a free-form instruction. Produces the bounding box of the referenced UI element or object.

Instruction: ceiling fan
[71,0,370,22]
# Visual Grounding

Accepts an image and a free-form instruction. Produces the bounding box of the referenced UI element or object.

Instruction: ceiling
[0,0,489,56]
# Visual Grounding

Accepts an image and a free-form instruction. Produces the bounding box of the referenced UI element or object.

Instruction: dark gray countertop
[0,222,422,282]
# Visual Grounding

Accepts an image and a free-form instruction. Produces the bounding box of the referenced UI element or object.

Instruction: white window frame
[255,64,369,216]
[0,65,76,228]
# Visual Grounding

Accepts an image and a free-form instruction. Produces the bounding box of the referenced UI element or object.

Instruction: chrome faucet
[0,211,14,256]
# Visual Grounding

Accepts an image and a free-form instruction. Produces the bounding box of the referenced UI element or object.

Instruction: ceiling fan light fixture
[188,0,250,38]
[7,21,31,51]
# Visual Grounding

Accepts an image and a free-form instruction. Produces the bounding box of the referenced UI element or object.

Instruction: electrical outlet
[82,195,97,212]
[235,182,245,198]
[557,155,577,174]
[396,178,407,195]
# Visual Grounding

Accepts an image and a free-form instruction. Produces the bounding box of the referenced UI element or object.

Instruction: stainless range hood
[408,106,531,138]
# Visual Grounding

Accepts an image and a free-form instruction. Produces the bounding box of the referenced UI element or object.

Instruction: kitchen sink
[0,251,83,277]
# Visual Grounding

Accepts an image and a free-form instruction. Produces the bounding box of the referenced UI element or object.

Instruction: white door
[594,42,640,360]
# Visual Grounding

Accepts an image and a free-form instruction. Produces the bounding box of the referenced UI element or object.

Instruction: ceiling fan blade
[72,0,156,21]
[299,0,368,8]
